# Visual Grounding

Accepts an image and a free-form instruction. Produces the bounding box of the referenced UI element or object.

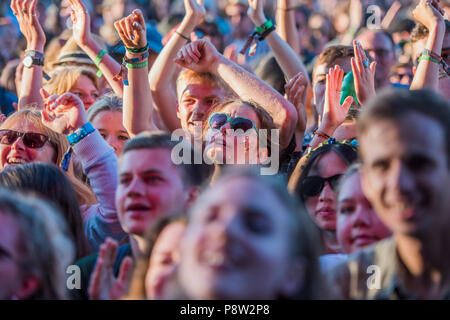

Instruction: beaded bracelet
[126,43,149,53]
[313,130,331,139]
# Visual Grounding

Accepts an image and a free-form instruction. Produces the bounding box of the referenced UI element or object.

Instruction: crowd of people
[0,0,449,300]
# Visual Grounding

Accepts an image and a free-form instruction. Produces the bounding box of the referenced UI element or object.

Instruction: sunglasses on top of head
[301,174,343,198]
[0,129,53,149]
[208,112,258,134]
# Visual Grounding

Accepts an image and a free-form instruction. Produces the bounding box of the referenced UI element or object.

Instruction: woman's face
[179,177,298,300]
[91,110,129,156]
[304,151,349,231]
[337,172,391,254]
[0,211,32,299]
[145,222,186,300]
[0,118,56,171]
[204,103,262,165]
[70,75,99,110]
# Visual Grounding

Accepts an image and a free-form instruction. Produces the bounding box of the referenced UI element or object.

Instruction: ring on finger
[21,9,27,14]
[363,60,370,68]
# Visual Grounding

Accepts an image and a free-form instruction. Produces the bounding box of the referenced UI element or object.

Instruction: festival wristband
[126,60,148,69]
[123,50,149,64]
[255,20,274,34]
[418,55,440,65]
[94,49,107,78]
[67,122,95,145]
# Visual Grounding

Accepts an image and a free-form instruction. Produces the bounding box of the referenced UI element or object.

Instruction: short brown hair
[121,131,211,186]
[176,69,235,99]
[411,21,450,43]
[358,89,450,166]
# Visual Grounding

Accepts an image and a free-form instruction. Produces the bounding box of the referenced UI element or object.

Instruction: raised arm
[247,0,310,83]
[276,0,300,56]
[69,0,123,96]
[11,0,45,109]
[175,39,297,149]
[410,0,446,91]
[148,0,205,132]
[114,9,154,137]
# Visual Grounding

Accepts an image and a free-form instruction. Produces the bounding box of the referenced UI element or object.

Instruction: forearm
[123,57,154,136]
[276,0,300,56]
[253,15,309,84]
[213,56,297,148]
[19,43,44,110]
[80,38,124,97]
[149,16,199,131]
[410,23,445,90]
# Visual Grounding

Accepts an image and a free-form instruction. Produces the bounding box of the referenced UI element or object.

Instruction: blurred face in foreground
[360,113,450,238]
[178,176,301,299]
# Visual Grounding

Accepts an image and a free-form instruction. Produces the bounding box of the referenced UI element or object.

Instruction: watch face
[23,56,33,68]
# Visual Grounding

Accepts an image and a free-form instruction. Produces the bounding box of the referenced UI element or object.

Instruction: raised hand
[248,0,266,25]
[114,9,147,50]
[412,0,445,30]
[40,89,88,135]
[321,65,353,133]
[174,39,222,73]
[88,238,133,300]
[184,0,206,24]
[285,72,307,132]
[351,40,376,105]
[10,0,45,51]
[68,0,91,47]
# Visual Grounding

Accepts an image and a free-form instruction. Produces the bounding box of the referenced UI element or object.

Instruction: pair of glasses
[208,112,257,133]
[0,130,52,148]
[301,174,343,198]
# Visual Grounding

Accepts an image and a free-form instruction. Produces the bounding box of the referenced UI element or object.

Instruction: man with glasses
[356,29,397,90]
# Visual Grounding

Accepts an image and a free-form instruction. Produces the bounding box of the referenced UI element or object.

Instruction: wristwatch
[23,51,44,68]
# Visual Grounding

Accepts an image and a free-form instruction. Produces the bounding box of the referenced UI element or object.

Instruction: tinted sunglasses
[0,129,52,149]
[208,112,257,133]
[301,174,343,198]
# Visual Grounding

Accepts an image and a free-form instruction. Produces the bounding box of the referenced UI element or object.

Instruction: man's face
[116,149,192,237]
[360,113,450,238]
[313,57,352,119]
[177,80,224,136]
[357,32,396,88]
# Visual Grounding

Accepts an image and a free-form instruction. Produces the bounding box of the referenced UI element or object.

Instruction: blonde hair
[0,109,97,206]
[44,66,98,96]
[176,70,235,100]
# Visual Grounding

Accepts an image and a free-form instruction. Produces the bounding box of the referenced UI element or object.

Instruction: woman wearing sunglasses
[289,139,358,254]
[0,90,127,251]
[203,99,276,170]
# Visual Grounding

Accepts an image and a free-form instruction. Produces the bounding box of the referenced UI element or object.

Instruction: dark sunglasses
[0,130,52,149]
[208,112,257,133]
[301,174,343,198]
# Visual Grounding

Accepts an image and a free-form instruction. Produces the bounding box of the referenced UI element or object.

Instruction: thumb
[40,88,50,100]
[370,61,377,75]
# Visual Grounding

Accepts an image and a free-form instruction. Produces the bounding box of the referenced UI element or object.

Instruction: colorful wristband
[126,44,149,53]
[94,49,107,78]
[67,122,95,145]
[255,20,274,34]
[126,60,148,69]
[418,55,440,65]
[123,50,149,64]
[313,130,331,140]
